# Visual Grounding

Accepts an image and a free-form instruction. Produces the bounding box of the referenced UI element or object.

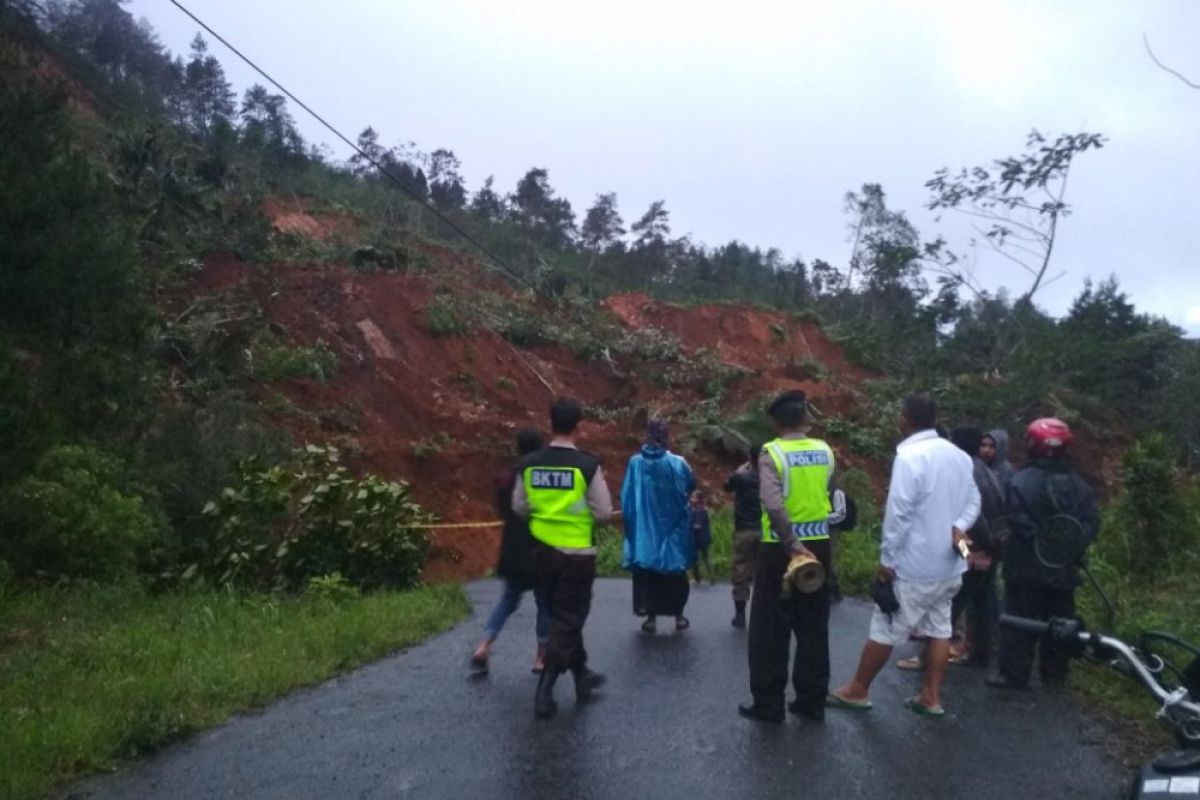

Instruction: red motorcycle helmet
[1026,417,1073,459]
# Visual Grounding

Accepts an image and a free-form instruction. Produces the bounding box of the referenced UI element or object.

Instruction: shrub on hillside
[0,446,170,583]
[254,338,339,382]
[192,445,432,592]
[424,298,466,337]
[1098,434,1198,577]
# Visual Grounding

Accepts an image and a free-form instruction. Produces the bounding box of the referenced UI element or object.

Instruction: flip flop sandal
[904,696,945,718]
[826,692,873,711]
[469,653,489,673]
[896,656,925,671]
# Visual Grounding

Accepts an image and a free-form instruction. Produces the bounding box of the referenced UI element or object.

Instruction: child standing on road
[690,490,714,584]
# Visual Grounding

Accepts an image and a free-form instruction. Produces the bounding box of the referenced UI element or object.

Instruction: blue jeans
[484,576,550,644]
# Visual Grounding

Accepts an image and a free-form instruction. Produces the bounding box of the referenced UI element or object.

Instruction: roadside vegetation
[1073,438,1200,757]
[0,582,469,800]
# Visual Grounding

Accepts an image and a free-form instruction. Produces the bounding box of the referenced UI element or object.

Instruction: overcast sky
[129,0,1200,335]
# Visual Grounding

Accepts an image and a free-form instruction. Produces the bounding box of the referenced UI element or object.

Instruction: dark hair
[902,394,938,431]
[950,425,983,457]
[646,418,670,448]
[550,397,583,435]
[515,428,544,456]
[768,390,807,429]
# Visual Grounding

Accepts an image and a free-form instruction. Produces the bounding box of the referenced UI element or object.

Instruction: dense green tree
[469,175,505,223]
[0,47,152,472]
[349,126,385,176]
[428,148,466,211]
[509,167,576,249]
[1054,277,1182,418]
[1153,342,1200,467]
[631,200,671,247]
[182,34,234,137]
[240,83,303,165]
[581,192,625,253]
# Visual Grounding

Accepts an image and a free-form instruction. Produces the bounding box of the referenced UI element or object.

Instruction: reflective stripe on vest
[761,438,834,543]
[524,465,594,550]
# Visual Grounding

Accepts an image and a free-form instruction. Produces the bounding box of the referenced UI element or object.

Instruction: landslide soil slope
[194,204,880,580]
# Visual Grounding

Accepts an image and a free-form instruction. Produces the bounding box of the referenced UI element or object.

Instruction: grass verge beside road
[1072,561,1200,760]
[0,582,469,800]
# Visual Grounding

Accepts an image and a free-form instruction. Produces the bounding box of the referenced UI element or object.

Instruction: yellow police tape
[408,520,502,530]
[411,512,623,531]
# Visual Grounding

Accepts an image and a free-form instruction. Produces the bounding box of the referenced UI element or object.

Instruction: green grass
[1070,554,1200,760]
[0,582,469,800]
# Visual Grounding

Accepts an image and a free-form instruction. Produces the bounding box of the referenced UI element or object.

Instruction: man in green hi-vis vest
[513,397,613,719]
[738,390,842,724]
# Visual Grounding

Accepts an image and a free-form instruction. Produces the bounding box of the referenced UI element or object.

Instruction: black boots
[536,667,607,718]
[573,667,607,702]
[731,602,746,629]
[535,668,560,719]
[737,704,784,724]
[788,699,825,721]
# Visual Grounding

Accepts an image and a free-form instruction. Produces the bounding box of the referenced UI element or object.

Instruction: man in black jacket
[990,418,1099,690]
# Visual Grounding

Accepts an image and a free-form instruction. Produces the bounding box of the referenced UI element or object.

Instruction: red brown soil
[263,196,359,242]
[191,227,883,580]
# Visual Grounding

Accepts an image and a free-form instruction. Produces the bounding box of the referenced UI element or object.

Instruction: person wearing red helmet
[989,418,1099,691]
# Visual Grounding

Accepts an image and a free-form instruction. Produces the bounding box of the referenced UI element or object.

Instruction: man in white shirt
[829,395,980,718]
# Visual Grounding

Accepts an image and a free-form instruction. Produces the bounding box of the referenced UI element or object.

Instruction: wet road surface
[67,579,1125,799]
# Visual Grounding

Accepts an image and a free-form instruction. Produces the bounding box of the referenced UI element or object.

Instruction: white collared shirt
[881,429,981,582]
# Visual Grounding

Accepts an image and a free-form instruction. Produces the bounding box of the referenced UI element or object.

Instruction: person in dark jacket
[981,429,1016,489]
[950,425,1006,667]
[724,446,762,629]
[471,429,550,673]
[690,490,714,584]
[989,418,1099,690]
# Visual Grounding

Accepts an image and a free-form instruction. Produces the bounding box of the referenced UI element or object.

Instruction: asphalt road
[67,578,1125,800]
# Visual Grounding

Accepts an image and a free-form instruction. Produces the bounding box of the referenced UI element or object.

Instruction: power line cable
[165,0,638,374]
[166,0,547,299]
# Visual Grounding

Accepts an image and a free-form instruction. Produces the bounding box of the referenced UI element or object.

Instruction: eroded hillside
[174,200,887,578]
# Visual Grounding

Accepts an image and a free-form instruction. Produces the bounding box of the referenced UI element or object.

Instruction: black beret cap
[767,390,807,416]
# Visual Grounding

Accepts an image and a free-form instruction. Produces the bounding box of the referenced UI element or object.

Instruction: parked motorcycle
[999,615,1200,798]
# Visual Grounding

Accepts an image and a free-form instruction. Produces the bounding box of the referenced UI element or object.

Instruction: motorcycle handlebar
[998,614,1052,636]
[999,614,1200,738]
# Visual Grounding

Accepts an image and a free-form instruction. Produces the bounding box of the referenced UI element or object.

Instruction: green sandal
[904,695,945,718]
[826,692,873,711]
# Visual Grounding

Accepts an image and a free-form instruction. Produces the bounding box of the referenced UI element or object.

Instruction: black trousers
[951,566,998,666]
[748,540,831,715]
[998,579,1076,686]
[533,542,596,674]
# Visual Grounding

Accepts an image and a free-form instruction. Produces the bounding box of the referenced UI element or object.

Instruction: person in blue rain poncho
[621,419,697,633]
